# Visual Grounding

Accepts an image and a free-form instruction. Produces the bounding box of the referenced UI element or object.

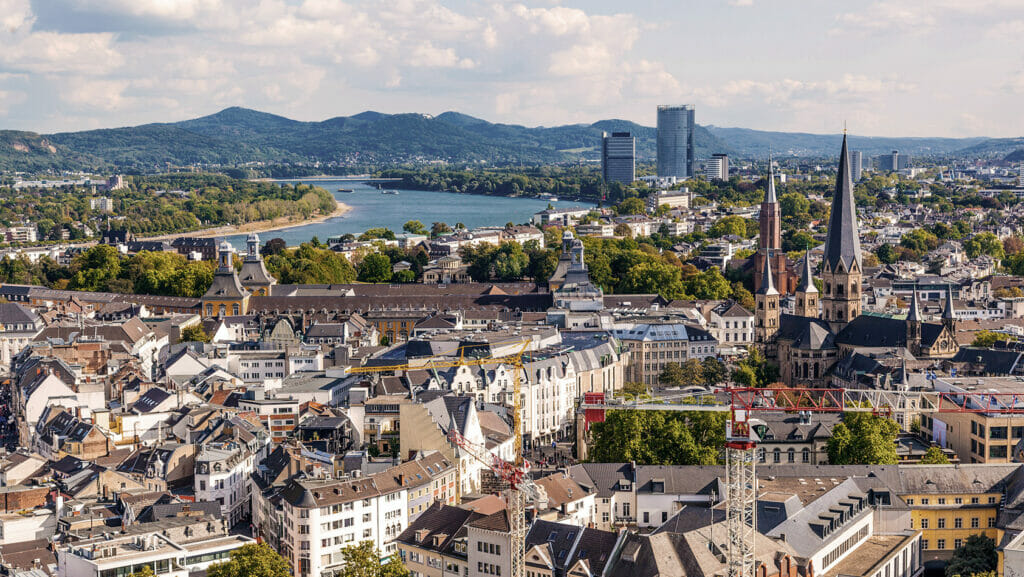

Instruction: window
[937,539,946,550]
[990,445,1007,459]
[971,497,980,504]
[971,517,980,528]
[989,517,997,528]
[921,540,928,551]
[955,539,963,549]
[988,496,998,504]
[938,498,946,505]
[921,498,929,505]
[643,511,649,524]
[955,497,963,504]
[905,499,914,505]
[920,518,928,529]
[938,518,946,528]
[955,518,963,528]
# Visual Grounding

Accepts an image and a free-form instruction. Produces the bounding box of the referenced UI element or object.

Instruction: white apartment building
[195,438,270,527]
[57,519,254,577]
[276,475,407,577]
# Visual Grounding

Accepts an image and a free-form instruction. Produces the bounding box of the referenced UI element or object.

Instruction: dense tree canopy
[207,543,291,577]
[945,535,997,577]
[588,410,727,465]
[337,541,410,577]
[827,412,900,465]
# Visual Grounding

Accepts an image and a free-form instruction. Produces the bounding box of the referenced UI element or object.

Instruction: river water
[225,179,594,248]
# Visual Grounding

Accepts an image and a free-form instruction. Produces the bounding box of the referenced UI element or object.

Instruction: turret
[942,283,957,335]
[794,251,818,317]
[755,254,780,346]
[907,287,922,355]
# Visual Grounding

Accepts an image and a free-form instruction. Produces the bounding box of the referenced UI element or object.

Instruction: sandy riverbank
[143,200,351,241]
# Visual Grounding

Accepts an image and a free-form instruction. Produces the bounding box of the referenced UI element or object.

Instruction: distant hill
[704,126,991,158]
[0,107,1019,172]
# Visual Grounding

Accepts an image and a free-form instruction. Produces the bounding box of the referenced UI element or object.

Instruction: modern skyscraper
[704,153,729,181]
[601,131,636,184]
[656,104,695,178]
[850,150,863,182]
[876,150,909,172]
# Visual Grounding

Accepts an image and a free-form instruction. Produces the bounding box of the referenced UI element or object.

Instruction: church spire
[942,284,956,321]
[757,252,778,296]
[796,251,817,294]
[942,283,958,334]
[765,152,778,203]
[822,133,862,272]
[908,286,921,322]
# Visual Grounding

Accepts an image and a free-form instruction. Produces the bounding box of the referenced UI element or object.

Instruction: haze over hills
[0,107,1019,173]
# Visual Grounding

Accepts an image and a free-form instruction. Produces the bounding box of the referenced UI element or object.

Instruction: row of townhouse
[253,451,457,577]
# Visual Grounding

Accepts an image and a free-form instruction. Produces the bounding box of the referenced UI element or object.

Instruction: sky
[1,0,1023,137]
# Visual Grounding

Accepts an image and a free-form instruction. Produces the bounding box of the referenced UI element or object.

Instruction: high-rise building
[704,153,729,181]
[601,131,636,184]
[656,104,695,178]
[850,150,863,182]
[876,150,910,172]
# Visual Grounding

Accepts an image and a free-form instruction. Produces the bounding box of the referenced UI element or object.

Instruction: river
[225,179,594,248]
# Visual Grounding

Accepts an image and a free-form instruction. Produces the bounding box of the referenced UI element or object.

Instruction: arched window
[218,304,226,317]
[773,449,781,463]
[206,304,213,316]
[787,448,795,463]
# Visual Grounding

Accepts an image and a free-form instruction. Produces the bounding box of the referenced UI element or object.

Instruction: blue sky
[1,0,1022,137]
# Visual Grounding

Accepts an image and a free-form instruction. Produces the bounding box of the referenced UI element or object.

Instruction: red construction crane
[580,386,1024,577]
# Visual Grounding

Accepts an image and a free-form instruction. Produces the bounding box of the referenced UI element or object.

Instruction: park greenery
[588,409,728,465]
[207,542,291,577]
[919,446,951,465]
[826,412,900,465]
[337,541,410,577]
[0,174,336,241]
[0,237,427,295]
[944,535,997,577]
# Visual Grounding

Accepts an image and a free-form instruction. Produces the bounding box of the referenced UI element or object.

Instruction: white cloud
[0,0,33,32]
[60,77,131,110]
[408,43,476,69]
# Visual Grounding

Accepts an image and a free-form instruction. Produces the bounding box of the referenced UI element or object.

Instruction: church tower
[756,253,780,348]
[794,251,818,317]
[201,240,250,318]
[239,233,276,296]
[907,287,922,356]
[942,283,958,335]
[760,155,781,252]
[820,134,863,333]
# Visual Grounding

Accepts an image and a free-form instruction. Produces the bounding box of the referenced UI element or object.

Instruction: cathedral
[758,135,960,386]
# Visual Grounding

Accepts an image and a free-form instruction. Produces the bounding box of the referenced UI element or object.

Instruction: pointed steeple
[797,251,817,293]
[942,284,956,321]
[765,153,778,203]
[757,252,779,296]
[907,287,921,322]
[822,134,862,271]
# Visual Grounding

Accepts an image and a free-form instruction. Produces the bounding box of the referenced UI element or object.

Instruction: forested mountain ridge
[0,107,1017,173]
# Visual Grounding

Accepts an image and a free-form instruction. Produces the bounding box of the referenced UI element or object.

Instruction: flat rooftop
[824,534,916,577]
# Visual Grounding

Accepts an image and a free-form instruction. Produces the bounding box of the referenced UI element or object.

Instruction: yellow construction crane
[346,339,535,577]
